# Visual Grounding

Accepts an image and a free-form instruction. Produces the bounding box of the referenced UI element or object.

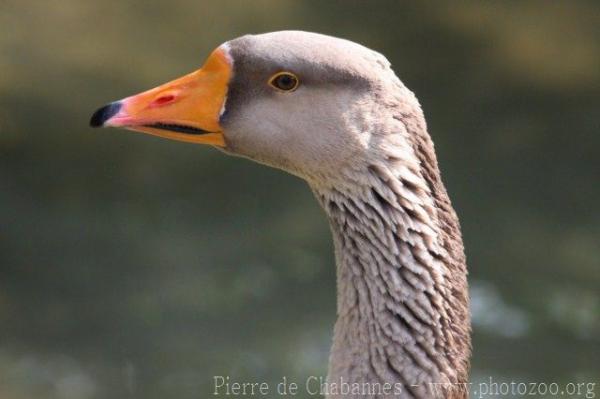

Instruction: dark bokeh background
[1,1,599,398]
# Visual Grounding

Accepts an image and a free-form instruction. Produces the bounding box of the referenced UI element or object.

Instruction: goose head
[90,31,471,394]
[91,31,413,185]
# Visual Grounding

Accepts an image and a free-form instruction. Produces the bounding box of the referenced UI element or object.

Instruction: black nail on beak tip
[90,101,122,127]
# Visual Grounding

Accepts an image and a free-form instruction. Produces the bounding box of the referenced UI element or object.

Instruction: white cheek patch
[219,95,228,118]
[218,42,235,66]
[217,42,234,120]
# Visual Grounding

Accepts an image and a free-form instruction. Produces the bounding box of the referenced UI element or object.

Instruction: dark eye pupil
[275,74,296,90]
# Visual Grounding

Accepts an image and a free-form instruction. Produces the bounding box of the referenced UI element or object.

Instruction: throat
[311,158,470,398]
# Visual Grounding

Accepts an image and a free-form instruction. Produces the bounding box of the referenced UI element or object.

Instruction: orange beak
[90,48,231,147]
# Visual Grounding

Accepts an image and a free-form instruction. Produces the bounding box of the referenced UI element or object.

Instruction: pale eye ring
[268,72,299,92]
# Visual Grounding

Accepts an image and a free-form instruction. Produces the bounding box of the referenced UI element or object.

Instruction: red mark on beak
[151,94,176,107]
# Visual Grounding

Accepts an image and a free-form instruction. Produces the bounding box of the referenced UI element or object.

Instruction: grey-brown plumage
[94,30,471,399]
[219,32,470,398]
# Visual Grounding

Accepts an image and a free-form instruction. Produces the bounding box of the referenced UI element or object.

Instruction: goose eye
[269,72,299,92]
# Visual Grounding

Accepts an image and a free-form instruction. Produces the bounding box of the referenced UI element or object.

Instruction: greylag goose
[91,31,470,399]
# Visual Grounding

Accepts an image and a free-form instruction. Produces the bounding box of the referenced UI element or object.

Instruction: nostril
[152,94,175,106]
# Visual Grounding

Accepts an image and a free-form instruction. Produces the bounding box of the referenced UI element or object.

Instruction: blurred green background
[1,1,599,398]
